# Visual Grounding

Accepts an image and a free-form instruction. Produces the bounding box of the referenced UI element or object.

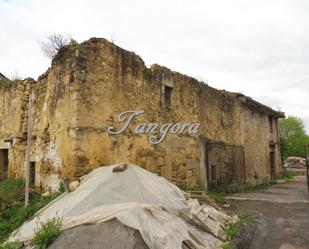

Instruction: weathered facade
[0,38,285,191]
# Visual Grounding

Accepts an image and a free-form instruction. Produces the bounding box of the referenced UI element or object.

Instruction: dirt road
[228,176,309,249]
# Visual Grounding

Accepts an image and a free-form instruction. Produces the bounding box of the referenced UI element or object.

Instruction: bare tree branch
[39,33,76,59]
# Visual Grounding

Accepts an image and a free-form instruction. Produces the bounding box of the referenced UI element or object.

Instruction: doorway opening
[0,149,9,179]
[205,141,245,190]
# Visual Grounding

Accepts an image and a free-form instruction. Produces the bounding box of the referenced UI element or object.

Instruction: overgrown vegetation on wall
[0,179,60,244]
[39,33,78,59]
[279,116,309,159]
[0,79,11,89]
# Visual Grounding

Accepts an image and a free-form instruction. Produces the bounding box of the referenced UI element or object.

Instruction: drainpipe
[305,146,309,198]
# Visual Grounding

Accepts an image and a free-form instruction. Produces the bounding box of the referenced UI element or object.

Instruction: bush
[226,223,239,240]
[222,243,235,249]
[0,79,11,89]
[0,242,21,249]
[0,179,25,202]
[0,179,60,244]
[277,170,297,180]
[32,217,62,249]
[208,191,228,204]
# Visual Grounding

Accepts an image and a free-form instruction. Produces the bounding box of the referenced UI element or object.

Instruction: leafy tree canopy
[279,116,309,159]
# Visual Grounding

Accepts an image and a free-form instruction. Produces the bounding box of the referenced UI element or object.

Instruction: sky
[0,0,308,132]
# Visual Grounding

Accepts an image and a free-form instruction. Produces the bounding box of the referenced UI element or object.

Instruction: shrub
[0,242,21,249]
[32,217,62,249]
[226,223,239,240]
[0,178,60,244]
[208,191,228,204]
[0,79,11,89]
[278,170,297,180]
[222,243,234,249]
[0,179,25,202]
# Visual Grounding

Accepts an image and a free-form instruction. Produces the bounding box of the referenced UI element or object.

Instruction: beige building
[0,38,285,191]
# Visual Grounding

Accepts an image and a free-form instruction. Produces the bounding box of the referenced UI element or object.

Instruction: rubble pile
[284,157,306,169]
[7,164,237,249]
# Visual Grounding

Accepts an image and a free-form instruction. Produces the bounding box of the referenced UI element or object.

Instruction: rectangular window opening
[164,85,173,107]
[0,149,9,178]
[30,162,36,186]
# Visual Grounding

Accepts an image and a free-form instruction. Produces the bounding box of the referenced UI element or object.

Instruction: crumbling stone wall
[0,45,81,190]
[240,101,282,183]
[0,79,35,178]
[58,38,244,189]
[0,38,283,190]
[30,47,82,191]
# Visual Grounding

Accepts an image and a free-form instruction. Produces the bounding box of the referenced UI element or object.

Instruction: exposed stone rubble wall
[0,79,35,178]
[0,38,284,190]
[240,103,282,183]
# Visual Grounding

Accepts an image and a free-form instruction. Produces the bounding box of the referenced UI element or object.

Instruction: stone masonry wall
[0,38,283,190]
[0,79,35,178]
[240,104,282,183]
[62,38,244,189]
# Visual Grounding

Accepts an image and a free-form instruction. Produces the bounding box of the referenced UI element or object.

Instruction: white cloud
[0,0,308,131]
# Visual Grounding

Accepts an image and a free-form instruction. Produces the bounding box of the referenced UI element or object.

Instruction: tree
[39,33,77,59]
[279,116,309,159]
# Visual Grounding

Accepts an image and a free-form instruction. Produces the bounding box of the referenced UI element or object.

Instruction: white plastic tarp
[8,164,231,249]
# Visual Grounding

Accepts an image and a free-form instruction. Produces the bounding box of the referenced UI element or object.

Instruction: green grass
[208,181,276,203]
[243,180,277,192]
[222,243,235,249]
[32,217,62,249]
[0,178,60,244]
[223,214,255,248]
[0,179,25,202]
[238,214,255,225]
[226,223,239,240]
[277,170,297,180]
[208,191,228,204]
[208,170,297,196]
[238,214,256,225]
[0,242,22,249]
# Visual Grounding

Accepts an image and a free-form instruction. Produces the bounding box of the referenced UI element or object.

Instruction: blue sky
[0,0,308,131]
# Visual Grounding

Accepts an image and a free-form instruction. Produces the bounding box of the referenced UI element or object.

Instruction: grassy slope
[0,179,59,244]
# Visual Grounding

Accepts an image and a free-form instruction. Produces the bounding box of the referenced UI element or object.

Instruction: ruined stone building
[0,38,285,191]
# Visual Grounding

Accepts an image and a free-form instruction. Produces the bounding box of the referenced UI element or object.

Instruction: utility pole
[305,145,309,198]
[25,92,33,208]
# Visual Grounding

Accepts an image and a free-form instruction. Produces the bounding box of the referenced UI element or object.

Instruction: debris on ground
[68,181,80,192]
[7,164,237,249]
[284,156,306,169]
